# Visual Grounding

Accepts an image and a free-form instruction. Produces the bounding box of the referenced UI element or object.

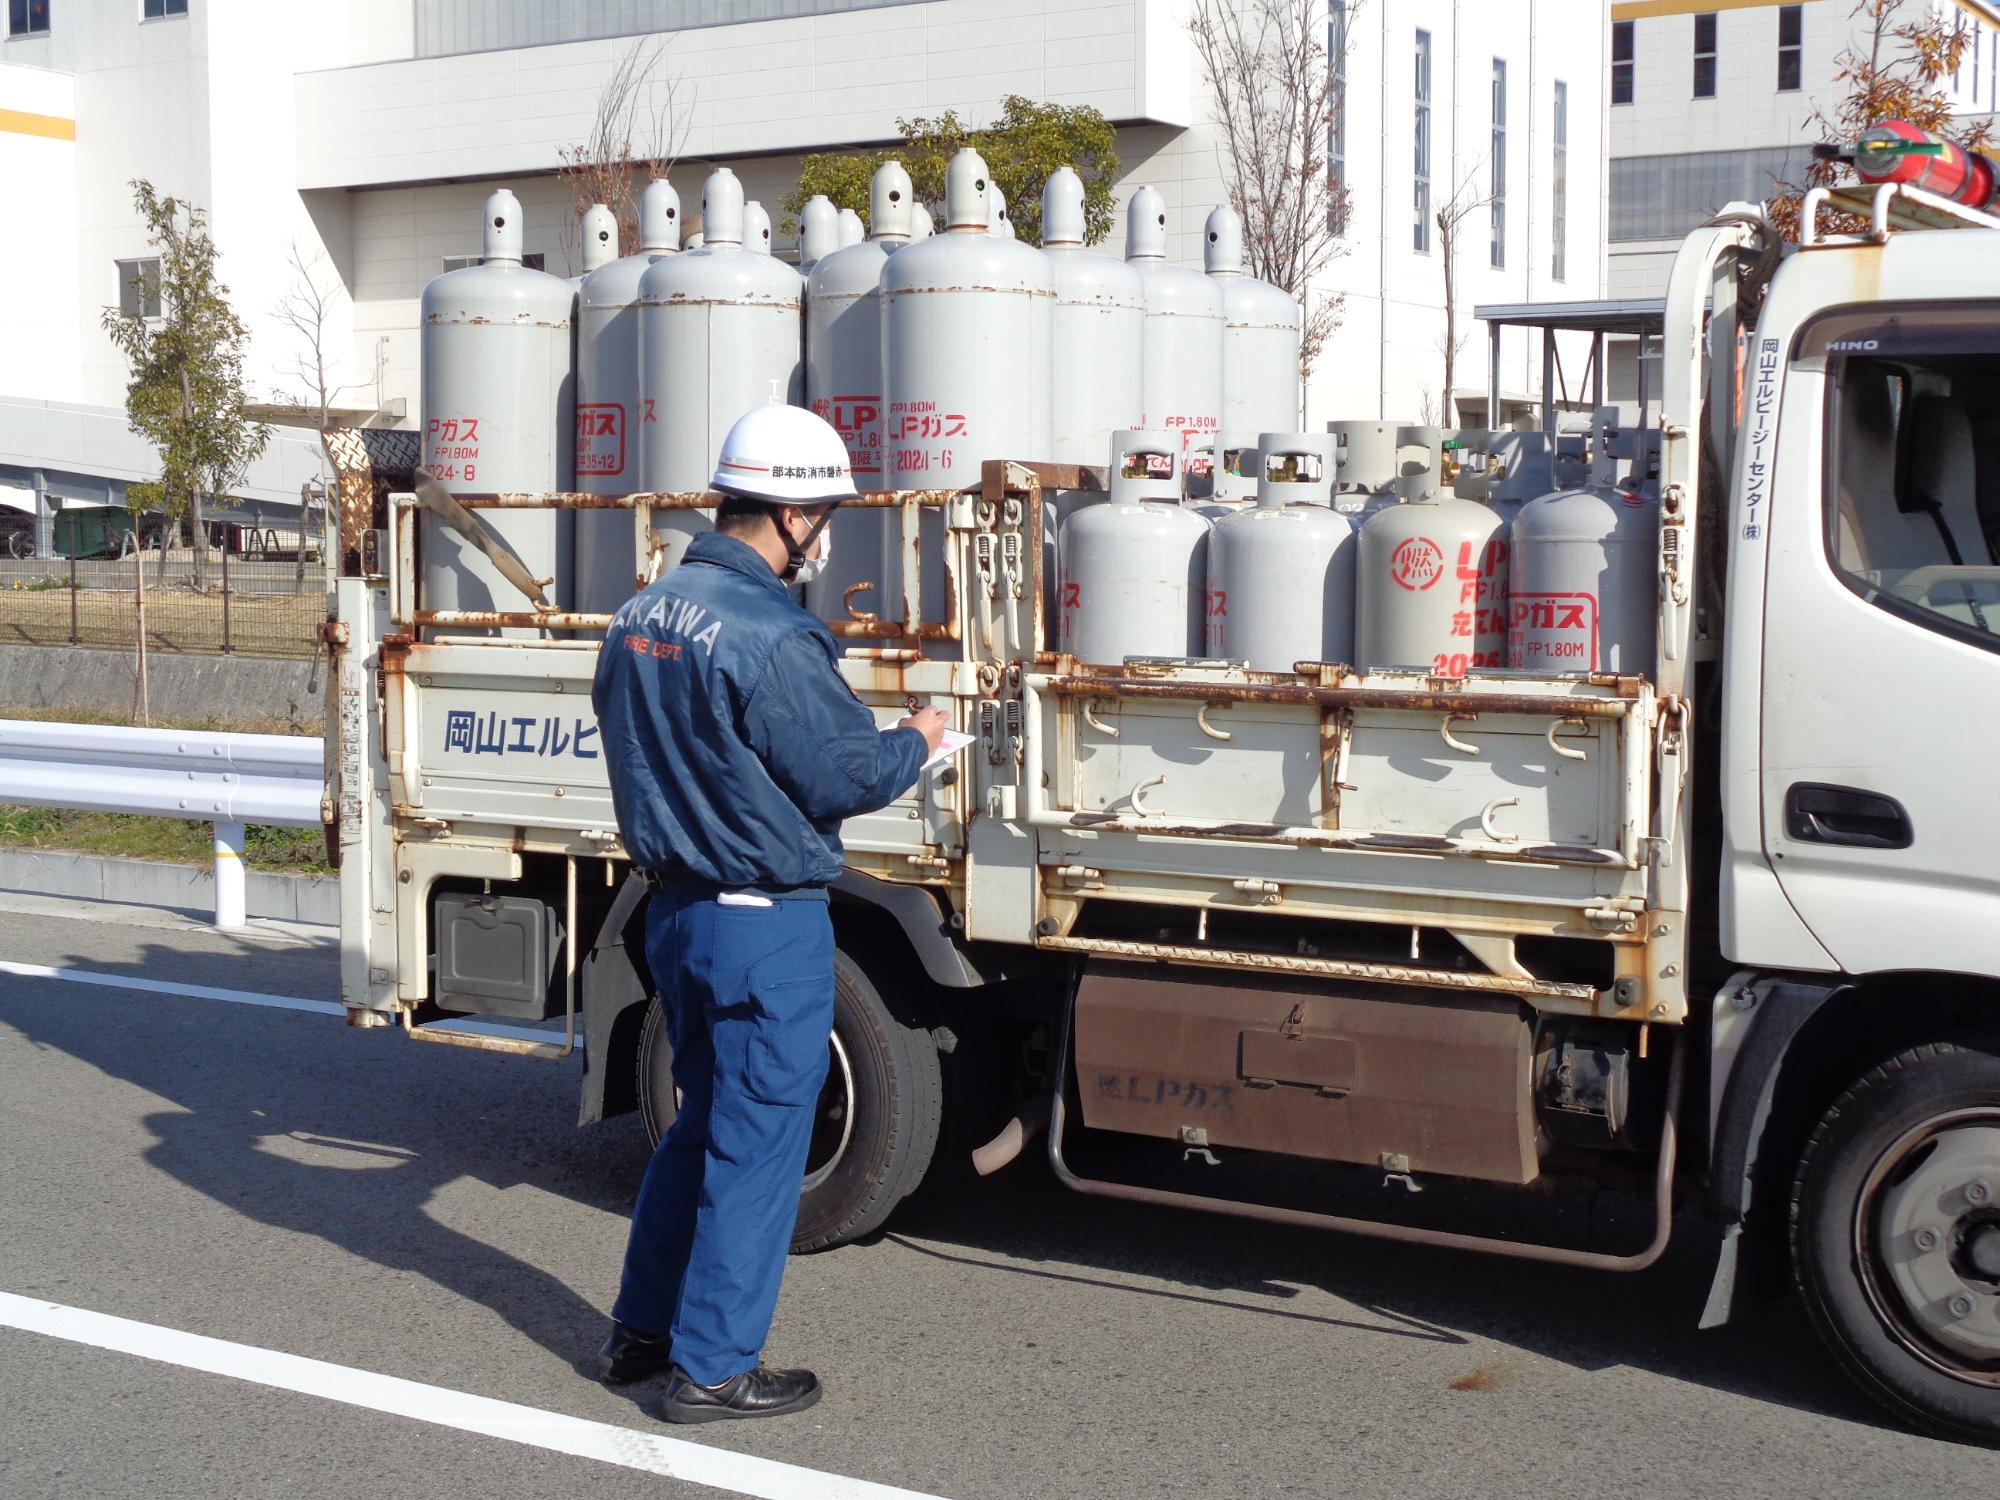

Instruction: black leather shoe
[596,1322,672,1385]
[660,1365,823,1424]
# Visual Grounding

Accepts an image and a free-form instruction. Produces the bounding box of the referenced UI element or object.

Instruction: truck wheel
[1792,1041,2000,1445]
[635,949,942,1254]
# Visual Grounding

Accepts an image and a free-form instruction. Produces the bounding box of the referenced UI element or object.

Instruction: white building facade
[1,0,1610,511]
[1608,0,2000,299]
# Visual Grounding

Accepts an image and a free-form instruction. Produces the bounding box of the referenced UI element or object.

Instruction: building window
[1329,0,1348,234]
[1552,81,1568,282]
[142,0,187,17]
[442,253,545,272]
[1490,59,1507,269]
[1612,19,1635,105]
[1414,29,1432,253]
[1777,4,1802,91]
[7,0,50,35]
[1693,11,1718,98]
[116,258,162,320]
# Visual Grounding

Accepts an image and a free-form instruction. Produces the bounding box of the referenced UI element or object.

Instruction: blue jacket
[592,531,927,897]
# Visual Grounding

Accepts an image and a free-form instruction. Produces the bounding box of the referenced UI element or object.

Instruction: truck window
[1818,308,2000,646]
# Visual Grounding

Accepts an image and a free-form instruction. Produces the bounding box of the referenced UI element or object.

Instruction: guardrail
[0,719,325,928]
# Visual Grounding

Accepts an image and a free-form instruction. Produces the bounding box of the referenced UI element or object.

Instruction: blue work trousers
[612,891,834,1385]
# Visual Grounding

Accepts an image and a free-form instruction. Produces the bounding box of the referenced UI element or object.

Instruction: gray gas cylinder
[1508,410,1658,674]
[1396,425,1445,500]
[1058,430,1209,663]
[637,167,803,571]
[574,203,618,285]
[911,203,935,240]
[1125,186,1224,461]
[1356,491,1508,674]
[1328,419,1400,496]
[419,188,574,632]
[882,147,1054,489]
[797,195,839,272]
[1484,431,1558,531]
[1042,166,1144,466]
[836,207,865,249]
[988,183,1015,239]
[1205,205,1300,434]
[1206,433,1353,670]
[575,180,680,613]
[1212,431,1262,504]
[744,200,774,255]
[804,161,914,621]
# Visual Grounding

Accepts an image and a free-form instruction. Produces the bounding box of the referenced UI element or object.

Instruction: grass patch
[0,589,323,658]
[0,805,332,874]
[0,703,319,736]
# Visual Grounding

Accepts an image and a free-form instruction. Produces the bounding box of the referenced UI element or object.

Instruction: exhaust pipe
[970,1093,1052,1177]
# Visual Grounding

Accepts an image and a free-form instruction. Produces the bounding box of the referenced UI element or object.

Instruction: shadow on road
[0,938,651,1376]
[2,936,1889,1438]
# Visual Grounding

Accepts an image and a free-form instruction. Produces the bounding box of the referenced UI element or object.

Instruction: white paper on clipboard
[920,729,976,772]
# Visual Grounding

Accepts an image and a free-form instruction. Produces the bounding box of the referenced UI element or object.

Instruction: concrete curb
[0,847,337,926]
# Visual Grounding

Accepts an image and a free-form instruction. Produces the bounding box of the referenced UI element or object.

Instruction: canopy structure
[1475,297,1667,431]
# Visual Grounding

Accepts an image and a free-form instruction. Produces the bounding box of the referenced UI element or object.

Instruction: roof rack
[1800,181,2000,245]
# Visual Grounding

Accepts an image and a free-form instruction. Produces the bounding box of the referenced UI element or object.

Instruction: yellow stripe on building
[1614,0,2000,24]
[1611,0,1788,20]
[0,107,75,141]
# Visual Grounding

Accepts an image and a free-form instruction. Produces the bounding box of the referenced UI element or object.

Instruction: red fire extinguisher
[1851,119,2000,209]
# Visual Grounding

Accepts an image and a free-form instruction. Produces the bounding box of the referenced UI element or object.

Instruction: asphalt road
[0,893,1987,1499]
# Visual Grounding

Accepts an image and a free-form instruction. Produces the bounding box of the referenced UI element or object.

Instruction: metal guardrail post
[213,820,246,927]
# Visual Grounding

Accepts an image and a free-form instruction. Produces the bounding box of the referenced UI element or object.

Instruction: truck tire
[1792,1040,2000,1445]
[635,949,942,1254]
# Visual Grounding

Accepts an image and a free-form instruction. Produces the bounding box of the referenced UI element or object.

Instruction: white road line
[0,1292,946,1500]
[0,961,566,1046]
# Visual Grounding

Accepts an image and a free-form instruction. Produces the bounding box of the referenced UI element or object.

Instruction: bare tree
[271,240,360,428]
[1432,161,1494,427]
[1190,0,1355,394]
[556,35,688,260]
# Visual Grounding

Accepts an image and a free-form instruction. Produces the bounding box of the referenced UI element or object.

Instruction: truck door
[1760,305,2000,976]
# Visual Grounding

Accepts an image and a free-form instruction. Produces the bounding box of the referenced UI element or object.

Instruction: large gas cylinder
[1059,431,1209,663]
[1508,410,1658,674]
[1329,419,1400,495]
[420,188,574,631]
[805,161,915,621]
[574,204,618,287]
[575,180,680,612]
[1484,431,1557,530]
[1206,434,1352,671]
[911,203,935,240]
[882,148,1053,488]
[1212,430,1262,504]
[797,195,839,272]
[1125,186,1224,461]
[836,207,865,248]
[1042,166,1145,465]
[744,200,774,255]
[1205,205,1300,434]
[1356,490,1508,675]
[988,183,1014,239]
[638,168,803,571]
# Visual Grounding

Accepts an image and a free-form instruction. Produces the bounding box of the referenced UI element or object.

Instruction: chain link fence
[0,543,328,660]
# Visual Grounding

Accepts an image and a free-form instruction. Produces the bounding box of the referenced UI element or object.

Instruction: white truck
[326,182,2000,1444]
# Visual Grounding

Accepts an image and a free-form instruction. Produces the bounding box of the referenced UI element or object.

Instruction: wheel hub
[801,1031,855,1194]
[1876,1122,2000,1367]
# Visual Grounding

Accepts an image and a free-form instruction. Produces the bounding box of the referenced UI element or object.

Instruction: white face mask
[790,510,833,586]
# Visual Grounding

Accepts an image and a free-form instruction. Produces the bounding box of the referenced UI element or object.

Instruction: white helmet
[709,403,859,507]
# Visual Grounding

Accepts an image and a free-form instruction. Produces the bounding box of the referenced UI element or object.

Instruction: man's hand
[897,706,949,756]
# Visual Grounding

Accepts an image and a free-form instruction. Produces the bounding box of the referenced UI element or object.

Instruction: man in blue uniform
[590,404,946,1423]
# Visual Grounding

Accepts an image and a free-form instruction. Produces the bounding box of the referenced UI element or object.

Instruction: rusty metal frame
[1046,984,1686,1272]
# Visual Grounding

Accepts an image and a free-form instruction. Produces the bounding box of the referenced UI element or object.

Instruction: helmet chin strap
[774,504,838,582]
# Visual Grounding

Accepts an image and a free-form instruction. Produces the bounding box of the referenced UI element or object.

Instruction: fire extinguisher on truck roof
[1820,119,2000,211]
